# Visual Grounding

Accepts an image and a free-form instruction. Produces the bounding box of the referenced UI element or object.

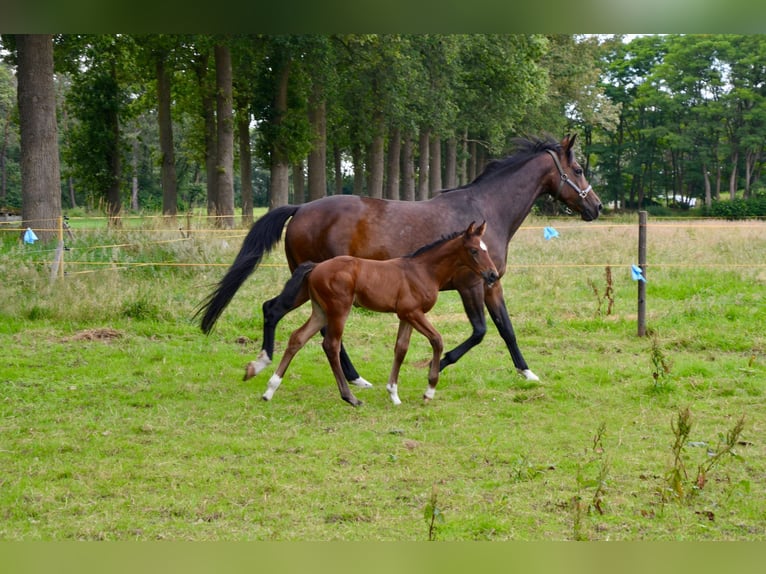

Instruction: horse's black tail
[197,205,299,334]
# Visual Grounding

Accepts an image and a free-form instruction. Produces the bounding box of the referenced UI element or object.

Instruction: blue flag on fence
[23,228,38,244]
[631,264,646,282]
[543,226,559,240]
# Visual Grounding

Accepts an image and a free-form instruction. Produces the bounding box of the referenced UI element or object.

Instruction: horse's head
[545,134,602,221]
[462,221,499,287]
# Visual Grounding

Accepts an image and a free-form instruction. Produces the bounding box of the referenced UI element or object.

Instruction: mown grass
[1,213,764,540]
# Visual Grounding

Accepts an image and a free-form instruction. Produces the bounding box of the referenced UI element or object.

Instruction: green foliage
[705,196,766,219]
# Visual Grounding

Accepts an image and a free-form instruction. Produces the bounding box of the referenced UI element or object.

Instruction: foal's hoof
[344,397,363,407]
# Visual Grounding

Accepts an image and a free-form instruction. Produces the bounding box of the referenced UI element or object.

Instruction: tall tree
[214,43,235,228]
[15,34,62,243]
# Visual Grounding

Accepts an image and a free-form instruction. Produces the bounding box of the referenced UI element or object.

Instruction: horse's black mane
[405,230,463,259]
[444,135,565,192]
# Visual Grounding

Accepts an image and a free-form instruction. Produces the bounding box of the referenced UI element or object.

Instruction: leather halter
[545,149,592,199]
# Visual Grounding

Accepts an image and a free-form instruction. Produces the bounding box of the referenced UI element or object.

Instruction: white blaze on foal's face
[480,240,488,252]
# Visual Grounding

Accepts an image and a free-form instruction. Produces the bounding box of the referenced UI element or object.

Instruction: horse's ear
[475,221,487,236]
[564,133,577,153]
[465,221,476,236]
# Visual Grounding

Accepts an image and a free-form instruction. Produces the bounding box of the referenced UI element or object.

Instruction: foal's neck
[410,239,466,287]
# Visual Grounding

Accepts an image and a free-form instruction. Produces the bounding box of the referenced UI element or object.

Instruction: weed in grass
[423,484,444,541]
[570,421,610,540]
[586,266,614,317]
[649,332,673,393]
[661,407,747,506]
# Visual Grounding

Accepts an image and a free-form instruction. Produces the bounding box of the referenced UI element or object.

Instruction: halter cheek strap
[545,149,592,199]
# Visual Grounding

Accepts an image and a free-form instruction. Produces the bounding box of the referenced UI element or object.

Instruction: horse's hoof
[518,368,540,382]
[350,377,373,389]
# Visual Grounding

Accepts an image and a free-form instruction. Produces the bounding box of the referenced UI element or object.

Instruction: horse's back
[284,194,463,267]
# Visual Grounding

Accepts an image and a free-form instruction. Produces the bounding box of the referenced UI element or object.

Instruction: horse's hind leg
[251,280,311,378]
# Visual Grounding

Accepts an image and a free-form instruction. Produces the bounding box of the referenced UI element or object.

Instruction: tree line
[1,34,765,241]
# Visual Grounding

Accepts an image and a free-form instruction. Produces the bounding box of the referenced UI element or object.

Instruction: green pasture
[0,213,764,540]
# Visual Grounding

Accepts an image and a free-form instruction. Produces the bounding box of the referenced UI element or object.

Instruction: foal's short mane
[405,230,463,259]
[444,135,566,192]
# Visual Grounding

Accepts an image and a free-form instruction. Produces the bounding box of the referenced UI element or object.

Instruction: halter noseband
[545,149,592,199]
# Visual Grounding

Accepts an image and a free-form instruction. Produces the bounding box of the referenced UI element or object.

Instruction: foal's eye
[470,248,479,257]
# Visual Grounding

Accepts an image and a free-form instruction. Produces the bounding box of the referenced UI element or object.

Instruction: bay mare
[198,134,602,387]
[256,222,499,407]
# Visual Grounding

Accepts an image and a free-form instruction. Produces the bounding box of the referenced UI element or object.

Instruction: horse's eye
[470,249,479,257]
[574,168,583,176]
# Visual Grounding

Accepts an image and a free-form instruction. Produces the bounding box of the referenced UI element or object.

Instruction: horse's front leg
[386,320,413,405]
[439,283,487,372]
[484,283,539,381]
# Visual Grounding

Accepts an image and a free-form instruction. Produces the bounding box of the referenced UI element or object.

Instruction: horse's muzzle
[483,270,499,287]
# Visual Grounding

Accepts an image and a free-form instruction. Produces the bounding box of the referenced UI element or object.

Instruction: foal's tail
[277,261,317,309]
[197,205,300,333]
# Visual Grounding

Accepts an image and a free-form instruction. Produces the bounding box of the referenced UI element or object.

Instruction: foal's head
[460,221,499,287]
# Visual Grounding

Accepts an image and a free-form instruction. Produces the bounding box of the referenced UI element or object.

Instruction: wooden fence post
[50,215,65,281]
[637,210,647,337]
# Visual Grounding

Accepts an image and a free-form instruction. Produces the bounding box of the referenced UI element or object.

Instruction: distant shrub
[705,196,766,219]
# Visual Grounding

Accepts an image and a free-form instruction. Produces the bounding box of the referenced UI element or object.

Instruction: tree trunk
[333,145,343,196]
[157,57,177,221]
[238,108,253,225]
[293,161,305,204]
[105,60,121,225]
[459,131,468,186]
[385,127,401,200]
[1,104,10,206]
[429,133,442,197]
[468,140,477,182]
[728,150,738,200]
[269,59,291,208]
[703,162,712,209]
[214,45,235,228]
[417,127,430,201]
[307,85,327,202]
[401,134,415,201]
[195,51,218,219]
[352,143,364,196]
[367,117,385,199]
[131,136,139,211]
[16,34,62,243]
[445,136,457,189]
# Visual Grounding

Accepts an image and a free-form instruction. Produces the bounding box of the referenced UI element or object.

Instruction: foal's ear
[475,221,487,236]
[465,221,477,236]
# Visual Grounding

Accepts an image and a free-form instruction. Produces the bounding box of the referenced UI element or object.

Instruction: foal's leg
[406,312,443,402]
[261,289,372,389]
[321,313,362,407]
[484,283,538,381]
[386,320,413,405]
[258,304,326,401]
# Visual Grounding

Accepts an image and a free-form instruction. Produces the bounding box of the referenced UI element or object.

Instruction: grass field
[1,211,764,541]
